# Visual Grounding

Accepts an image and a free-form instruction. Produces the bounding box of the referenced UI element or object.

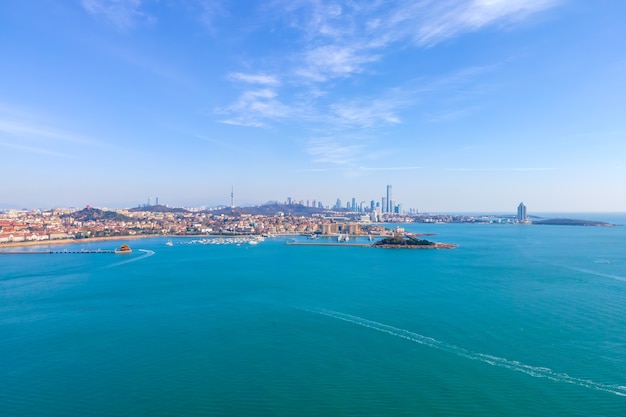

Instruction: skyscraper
[386,185,392,213]
[517,202,527,223]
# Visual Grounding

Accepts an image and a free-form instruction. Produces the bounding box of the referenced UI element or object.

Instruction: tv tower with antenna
[230,186,235,208]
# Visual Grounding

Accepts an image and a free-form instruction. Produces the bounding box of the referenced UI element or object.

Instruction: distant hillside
[532,218,616,226]
[128,205,189,213]
[210,204,327,217]
[63,207,132,222]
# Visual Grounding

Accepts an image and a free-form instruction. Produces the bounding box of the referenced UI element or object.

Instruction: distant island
[373,235,456,249]
[532,218,619,227]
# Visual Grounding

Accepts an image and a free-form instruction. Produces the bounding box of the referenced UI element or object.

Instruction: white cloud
[447,167,556,172]
[219,0,563,163]
[229,73,281,86]
[0,140,71,158]
[218,89,291,127]
[0,104,101,157]
[329,96,403,128]
[268,0,560,80]
[193,0,227,30]
[292,165,421,173]
[306,137,363,165]
[0,119,98,146]
[0,109,101,158]
[410,0,561,46]
[357,166,421,171]
[297,45,380,81]
[81,0,153,30]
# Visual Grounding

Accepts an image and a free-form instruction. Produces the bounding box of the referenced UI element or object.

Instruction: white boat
[165,240,173,246]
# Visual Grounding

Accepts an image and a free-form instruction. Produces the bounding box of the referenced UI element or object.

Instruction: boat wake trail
[309,308,626,397]
[563,266,626,283]
[109,249,155,267]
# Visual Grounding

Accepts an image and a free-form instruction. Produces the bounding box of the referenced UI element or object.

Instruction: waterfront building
[321,223,340,235]
[517,202,527,223]
[347,223,361,235]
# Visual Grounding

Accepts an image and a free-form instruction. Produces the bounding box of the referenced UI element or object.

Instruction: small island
[532,218,618,227]
[373,234,456,249]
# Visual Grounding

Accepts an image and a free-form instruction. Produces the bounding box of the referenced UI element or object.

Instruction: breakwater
[0,249,116,255]
[286,242,372,247]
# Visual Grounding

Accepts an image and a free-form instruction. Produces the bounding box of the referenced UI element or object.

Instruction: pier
[286,242,372,247]
[0,249,116,255]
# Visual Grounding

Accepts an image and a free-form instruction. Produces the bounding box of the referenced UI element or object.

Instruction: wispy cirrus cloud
[218,0,562,166]
[447,167,557,172]
[297,45,381,82]
[228,72,281,86]
[193,0,228,30]
[218,89,291,127]
[270,0,561,80]
[305,137,364,165]
[0,104,100,157]
[292,165,421,173]
[0,140,71,158]
[328,92,407,128]
[221,1,560,127]
[409,0,562,46]
[0,119,98,147]
[81,0,154,30]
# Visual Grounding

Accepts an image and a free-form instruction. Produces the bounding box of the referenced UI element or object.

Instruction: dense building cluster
[0,204,520,245]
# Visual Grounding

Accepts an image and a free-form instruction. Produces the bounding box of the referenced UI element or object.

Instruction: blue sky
[1,0,624,212]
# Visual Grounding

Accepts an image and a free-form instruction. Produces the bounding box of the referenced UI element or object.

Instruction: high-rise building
[517,202,527,223]
[382,197,387,213]
[386,185,392,213]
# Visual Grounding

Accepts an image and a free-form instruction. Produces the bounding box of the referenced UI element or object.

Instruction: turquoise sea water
[2,217,626,416]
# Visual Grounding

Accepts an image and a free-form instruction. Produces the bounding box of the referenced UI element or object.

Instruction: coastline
[0,234,160,249]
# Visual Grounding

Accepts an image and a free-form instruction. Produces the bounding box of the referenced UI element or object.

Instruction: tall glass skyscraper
[386,185,392,213]
[517,202,527,223]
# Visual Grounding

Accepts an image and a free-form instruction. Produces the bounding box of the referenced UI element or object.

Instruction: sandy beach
[0,234,161,249]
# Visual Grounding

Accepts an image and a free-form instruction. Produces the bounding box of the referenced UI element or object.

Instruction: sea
[2,214,626,416]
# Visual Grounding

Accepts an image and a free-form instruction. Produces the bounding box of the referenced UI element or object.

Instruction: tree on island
[374,234,435,247]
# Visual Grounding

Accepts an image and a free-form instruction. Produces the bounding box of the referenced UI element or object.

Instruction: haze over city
[1,1,624,212]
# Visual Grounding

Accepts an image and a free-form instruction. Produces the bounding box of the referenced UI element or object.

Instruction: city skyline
[1,1,625,212]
